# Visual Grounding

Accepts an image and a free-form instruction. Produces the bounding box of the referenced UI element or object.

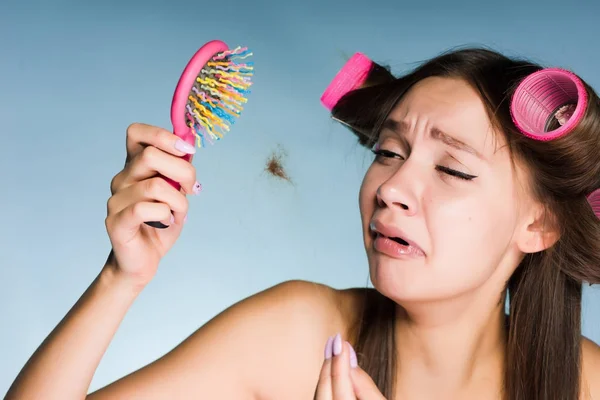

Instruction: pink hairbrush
[321,52,374,111]
[510,68,588,141]
[145,40,253,229]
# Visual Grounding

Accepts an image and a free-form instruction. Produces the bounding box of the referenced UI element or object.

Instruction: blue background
[1,0,599,394]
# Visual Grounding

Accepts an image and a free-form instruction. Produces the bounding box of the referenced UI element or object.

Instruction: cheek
[427,188,518,275]
[359,168,378,218]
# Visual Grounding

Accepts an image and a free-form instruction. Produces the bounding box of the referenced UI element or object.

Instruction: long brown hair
[331,47,600,399]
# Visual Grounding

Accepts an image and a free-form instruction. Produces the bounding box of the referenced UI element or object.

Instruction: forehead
[387,77,502,156]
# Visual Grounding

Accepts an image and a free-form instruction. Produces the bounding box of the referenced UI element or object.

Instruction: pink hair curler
[510,68,588,141]
[511,68,600,220]
[321,52,374,111]
[145,40,254,229]
[587,189,600,219]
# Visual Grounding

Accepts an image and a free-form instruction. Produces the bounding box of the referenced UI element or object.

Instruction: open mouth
[371,229,409,246]
[388,236,410,246]
[369,220,426,257]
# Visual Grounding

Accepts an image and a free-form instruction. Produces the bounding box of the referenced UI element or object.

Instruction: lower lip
[373,234,425,259]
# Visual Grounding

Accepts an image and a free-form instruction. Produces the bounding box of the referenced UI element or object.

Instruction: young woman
[7,47,600,400]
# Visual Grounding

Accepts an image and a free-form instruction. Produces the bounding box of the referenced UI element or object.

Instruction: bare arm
[6,262,141,400]
[6,124,351,399]
[7,269,346,399]
[581,336,600,400]
[86,279,346,400]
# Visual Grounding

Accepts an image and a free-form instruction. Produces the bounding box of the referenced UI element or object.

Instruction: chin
[368,251,477,304]
[367,253,434,302]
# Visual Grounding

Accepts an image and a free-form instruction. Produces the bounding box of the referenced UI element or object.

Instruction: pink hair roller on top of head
[510,68,588,141]
[320,52,374,111]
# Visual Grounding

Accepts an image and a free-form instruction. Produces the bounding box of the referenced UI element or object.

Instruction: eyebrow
[382,119,483,159]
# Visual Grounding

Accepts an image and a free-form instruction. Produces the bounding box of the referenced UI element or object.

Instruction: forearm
[6,263,142,400]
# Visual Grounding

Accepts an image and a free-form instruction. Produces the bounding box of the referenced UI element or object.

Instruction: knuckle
[147,202,170,221]
[106,196,116,215]
[126,122,141,139]
[177,194,189,213]
[146,125,168,146]
[183,163,197,187]
[126,122,142,136]
[330,365,345,379]
[150,126,165,141]
[139,145,159,165]
[105,215,116,234]
[130,202,145,219]
[144,177,165,196]
[160,202,171,215]
[330,370,343,379]
[110,172,122,195]
[188,163,198,181]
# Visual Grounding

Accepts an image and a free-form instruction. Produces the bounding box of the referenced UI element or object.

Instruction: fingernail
[175,138,196,154]
[183,214,188,224]
[347,341,358,368]
[333,333,342,356]
[324,336,334,359]
[192,181,202,195]
[170,214,175,224]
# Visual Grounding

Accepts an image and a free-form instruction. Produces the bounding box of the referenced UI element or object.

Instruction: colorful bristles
[185,46,253,148]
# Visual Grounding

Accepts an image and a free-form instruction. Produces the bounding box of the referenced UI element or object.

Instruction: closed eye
[435,166,477,181]
[372,148,404,160]
[372,149,477,181]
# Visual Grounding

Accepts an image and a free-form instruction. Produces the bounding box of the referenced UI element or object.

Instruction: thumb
[350,367,387,400]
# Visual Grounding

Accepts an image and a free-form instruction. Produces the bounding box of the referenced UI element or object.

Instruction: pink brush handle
[164,40,229,191]
[145,40,229,228]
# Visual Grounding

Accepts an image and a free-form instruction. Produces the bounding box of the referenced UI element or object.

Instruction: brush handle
[144,40,231,229]
[144,131,195,229]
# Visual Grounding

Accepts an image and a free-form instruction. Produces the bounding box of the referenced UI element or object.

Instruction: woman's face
[359,76,537,304]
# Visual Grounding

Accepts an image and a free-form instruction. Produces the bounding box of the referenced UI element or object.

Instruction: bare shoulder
[88,280,366,400]
[581,336,600,399]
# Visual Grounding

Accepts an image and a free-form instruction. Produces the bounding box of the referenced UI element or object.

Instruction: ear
[517,203,561,253]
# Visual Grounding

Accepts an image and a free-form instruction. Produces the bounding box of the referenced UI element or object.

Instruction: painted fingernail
[324,336,334,359]
[333,333,342,356]
[347,342,358,368]
[175,138,196,154]
[170,214,175,224]
[183,214,188,224]
[192,181,202,195]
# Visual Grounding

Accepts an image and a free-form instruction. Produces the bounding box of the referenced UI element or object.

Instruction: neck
[394,289,507,398]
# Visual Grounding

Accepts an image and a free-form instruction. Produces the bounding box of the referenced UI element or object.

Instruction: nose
[375,162,420,216]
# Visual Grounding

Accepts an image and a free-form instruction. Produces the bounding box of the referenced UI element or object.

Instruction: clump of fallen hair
[265,145,292,183]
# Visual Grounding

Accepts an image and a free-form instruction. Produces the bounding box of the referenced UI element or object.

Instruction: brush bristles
[185,46,253,147]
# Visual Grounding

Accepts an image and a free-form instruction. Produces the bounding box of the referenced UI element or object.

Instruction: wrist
[100,260,147,299]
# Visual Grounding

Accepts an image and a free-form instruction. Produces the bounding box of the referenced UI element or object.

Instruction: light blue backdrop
[2,0,599,394]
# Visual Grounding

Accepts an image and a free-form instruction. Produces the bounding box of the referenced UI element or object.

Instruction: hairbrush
[510,68,588,141]
[145,40,253,229]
